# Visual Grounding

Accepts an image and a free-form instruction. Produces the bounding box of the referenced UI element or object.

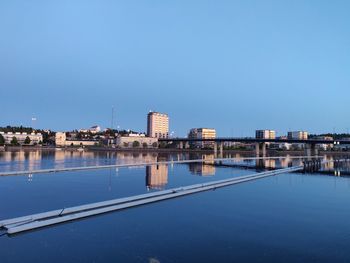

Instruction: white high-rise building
[147,112,169,138]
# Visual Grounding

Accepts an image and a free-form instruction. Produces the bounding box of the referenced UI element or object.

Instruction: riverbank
[2,145,350,156]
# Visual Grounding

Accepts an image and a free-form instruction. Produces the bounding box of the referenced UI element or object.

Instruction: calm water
[1,150,350,263]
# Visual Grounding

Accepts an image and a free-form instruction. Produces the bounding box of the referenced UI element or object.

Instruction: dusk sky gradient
[1,0,349,137]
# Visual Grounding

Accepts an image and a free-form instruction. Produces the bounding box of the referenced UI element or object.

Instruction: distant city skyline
[1,1,350,136]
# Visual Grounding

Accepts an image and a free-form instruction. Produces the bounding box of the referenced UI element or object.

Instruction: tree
[152,142,158,148]
[159,142,168,148]
[0,134,4,145]
[10,136,18,146]
[132,141,140,148]
[142,142,148,148]
[24,136,31,145]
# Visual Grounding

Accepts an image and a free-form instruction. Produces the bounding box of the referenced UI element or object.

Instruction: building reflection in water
[116,152,158,165]
[0,150,42,172]
[146,164,168,190]
[189,154,216,176]
[2,150,350,178]
[255,155,306,169]
[256,159,276,169]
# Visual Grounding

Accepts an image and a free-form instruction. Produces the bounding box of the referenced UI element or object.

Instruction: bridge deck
[159,137,349,144]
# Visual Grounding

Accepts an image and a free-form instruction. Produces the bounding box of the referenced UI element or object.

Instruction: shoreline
[1,146,350,156]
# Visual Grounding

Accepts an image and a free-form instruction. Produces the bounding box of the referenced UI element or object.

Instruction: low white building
[55,132,98,147]
[270,142,292,150]
[79,125,101,134]
[0,131,43,145]
[116,134,158,148]
[334,139,350,151]
[313,136,334,151]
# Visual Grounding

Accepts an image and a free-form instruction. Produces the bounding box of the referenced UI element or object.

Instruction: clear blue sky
[1,0,349,137]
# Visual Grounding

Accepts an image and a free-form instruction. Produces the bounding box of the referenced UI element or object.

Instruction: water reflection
[146,164,168,190]
[322,159,350,177]
[2,151,350,263]
[189,163,216,176]
[189,154,216,176]
[1,150,350,178]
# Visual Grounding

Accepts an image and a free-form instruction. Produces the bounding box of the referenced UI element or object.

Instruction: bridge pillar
[311,143,318,157]
[214,142,218,158]
[257,159,265,169]
[255,143,260,156]
[219,142,224,159]
[185,142,190,149]
[305,143,318,159]
[178,141,183,149]
[305,144,311,160]
[255,143,266,157]
[261,142,267,157]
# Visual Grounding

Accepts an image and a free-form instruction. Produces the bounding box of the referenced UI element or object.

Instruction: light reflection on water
[0,149,348,172]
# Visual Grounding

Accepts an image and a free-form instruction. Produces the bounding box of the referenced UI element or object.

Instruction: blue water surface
[0,150,349,263]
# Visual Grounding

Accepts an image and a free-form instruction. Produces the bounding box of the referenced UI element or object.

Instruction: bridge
[158,137,348,157]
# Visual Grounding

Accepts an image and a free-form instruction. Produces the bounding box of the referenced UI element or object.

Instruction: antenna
[111,106,114,130]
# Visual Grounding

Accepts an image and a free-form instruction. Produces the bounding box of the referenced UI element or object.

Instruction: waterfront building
[269,135,292,150]
[116,133,158,148]
[79,125,101,134]
[188,128,216,148]
[147,111,169,138]
[288,131,308,140]
[311,136,333,151]
[286,131,308,150]
[55,132,98,147]
[333,139,350,151]
[255,130,276,139]
[0,131,43,145]
[55,132,66,146]
[270,142,292,150]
